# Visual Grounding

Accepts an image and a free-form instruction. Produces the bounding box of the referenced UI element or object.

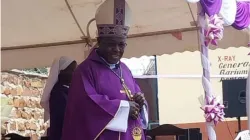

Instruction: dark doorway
[135,78,159,122]
[134,55,159,125]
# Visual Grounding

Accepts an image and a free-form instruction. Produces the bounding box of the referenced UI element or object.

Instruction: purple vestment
[61,49,147,140]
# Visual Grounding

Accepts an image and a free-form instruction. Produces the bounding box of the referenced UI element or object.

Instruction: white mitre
[95,0,132,38]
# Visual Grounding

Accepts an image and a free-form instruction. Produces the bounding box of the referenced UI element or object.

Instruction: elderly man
[61,0,149,140]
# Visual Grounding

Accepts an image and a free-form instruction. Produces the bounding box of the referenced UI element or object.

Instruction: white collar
[96,50,119,69]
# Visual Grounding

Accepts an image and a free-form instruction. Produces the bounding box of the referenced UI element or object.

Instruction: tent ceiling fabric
[2,26,248,70]
[1,0,249,70]
[2,0,197,47]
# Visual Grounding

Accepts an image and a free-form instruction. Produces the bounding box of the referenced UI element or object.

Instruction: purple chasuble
[61,49,147,140]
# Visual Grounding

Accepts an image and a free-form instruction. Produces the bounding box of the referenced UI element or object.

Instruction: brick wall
[1,71,49,138]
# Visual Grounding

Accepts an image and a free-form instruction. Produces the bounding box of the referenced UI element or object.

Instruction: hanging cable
[225,118,235,140]
[186,2,200,51]
[64,0,87,39]
[187,3,197,27]
[86,18,96,47]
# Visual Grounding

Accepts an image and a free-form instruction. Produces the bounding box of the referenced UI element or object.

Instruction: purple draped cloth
[200,0,222,17]
[61,49,146,140]
[232,1,250,30]
[200,0,250,30]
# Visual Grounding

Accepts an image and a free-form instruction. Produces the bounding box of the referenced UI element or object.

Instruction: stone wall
[1,71,49,138]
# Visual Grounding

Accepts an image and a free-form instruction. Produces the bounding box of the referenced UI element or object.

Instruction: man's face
[98,37,127,64]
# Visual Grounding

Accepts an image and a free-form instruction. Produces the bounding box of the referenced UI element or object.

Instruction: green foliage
[22,67,48,75]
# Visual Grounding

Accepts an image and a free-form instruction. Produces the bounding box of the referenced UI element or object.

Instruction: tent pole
[197,3,216,140]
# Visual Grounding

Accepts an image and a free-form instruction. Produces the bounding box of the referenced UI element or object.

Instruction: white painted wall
[157,47,250,124]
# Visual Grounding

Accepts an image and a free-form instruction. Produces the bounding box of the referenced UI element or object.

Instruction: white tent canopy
[2,0,249,70]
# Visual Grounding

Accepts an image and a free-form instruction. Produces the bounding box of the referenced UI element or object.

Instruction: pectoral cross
[120,89,131,94]
[120,78,133,101]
